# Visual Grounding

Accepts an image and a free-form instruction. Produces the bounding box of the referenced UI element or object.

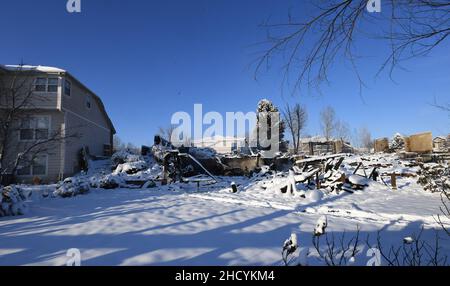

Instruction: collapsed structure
[150,135,293,184]
[299,136,354,156]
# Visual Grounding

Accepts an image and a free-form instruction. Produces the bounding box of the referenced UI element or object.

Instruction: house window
[103,144,112,156]
[19,116,50,141]
[34,77,59,92]
[47,78,58,92]
[17,154,48,176]
[86,96,91,109]
[35,78,47,92]
[64,79,71,96]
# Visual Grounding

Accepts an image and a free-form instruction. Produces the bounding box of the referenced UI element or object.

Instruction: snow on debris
[0,152,449,265]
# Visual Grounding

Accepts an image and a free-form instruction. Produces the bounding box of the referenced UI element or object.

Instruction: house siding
[61,75,113,176]
[0,73,61,110]
[63,111,112,176]
[5,110,64,184]
[61,75,111,131]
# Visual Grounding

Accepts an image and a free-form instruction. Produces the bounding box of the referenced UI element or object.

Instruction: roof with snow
[1,64,116,134]
[434,136,447,141]
[1,65,66,73]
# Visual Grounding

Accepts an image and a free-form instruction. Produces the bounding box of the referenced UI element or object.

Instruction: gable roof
[0,64,116,134]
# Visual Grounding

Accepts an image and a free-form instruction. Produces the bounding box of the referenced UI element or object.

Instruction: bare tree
[432,98,450,117]
[320,106,337,142]
[335,120,352,142]
[283,103,308,153]
[113,135,126,152]
[312,226,361,266]
[436,192,450,236]
[255,0,450,94]
[182,136,192,147]
[358,126,373,150]
[158,124,176,142]
[0,65,78,178]
[369,228,448,266]
[125,142,139,154]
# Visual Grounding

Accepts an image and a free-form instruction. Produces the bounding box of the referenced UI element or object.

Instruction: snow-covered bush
[0,186,29,216]
[95,174,124,189]
[282,233,298,266]
[314,216,328,236]
[54,177,90,198]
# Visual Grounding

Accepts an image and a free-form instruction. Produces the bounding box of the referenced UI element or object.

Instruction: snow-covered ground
[0,155,449,266]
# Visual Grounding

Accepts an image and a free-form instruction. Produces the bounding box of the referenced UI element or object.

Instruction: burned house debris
[299,137,354,156]
[374,132,450,163]
[144,128,448,199]
[152,135,270,181]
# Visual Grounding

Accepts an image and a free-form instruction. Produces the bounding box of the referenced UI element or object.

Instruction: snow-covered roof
[434,136,447,141]
[1,65,66,73]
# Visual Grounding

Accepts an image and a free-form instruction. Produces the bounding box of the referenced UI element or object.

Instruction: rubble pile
[417,163,450,193]
[113,160,148,175]
[111,150,142,169]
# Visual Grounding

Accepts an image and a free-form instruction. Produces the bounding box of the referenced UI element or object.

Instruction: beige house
[0,65,116,183]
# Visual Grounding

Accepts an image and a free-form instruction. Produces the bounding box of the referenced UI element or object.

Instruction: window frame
[64,79,72,96]
[16,154,48,177]
[33,77,59,93]
[34,77,47,92]
[19,115,51,142]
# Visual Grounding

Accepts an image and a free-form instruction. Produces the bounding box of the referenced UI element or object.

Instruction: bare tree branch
[255,0,450,95]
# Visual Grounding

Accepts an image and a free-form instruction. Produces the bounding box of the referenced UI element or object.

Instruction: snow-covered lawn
[1,177,449,266]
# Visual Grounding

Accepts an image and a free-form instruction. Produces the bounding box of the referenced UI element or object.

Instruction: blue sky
[1,0,448,146]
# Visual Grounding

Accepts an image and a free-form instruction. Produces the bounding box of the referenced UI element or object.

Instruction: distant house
[191,136,247,155]
[433,136,447,151]
[0,65,116,183]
